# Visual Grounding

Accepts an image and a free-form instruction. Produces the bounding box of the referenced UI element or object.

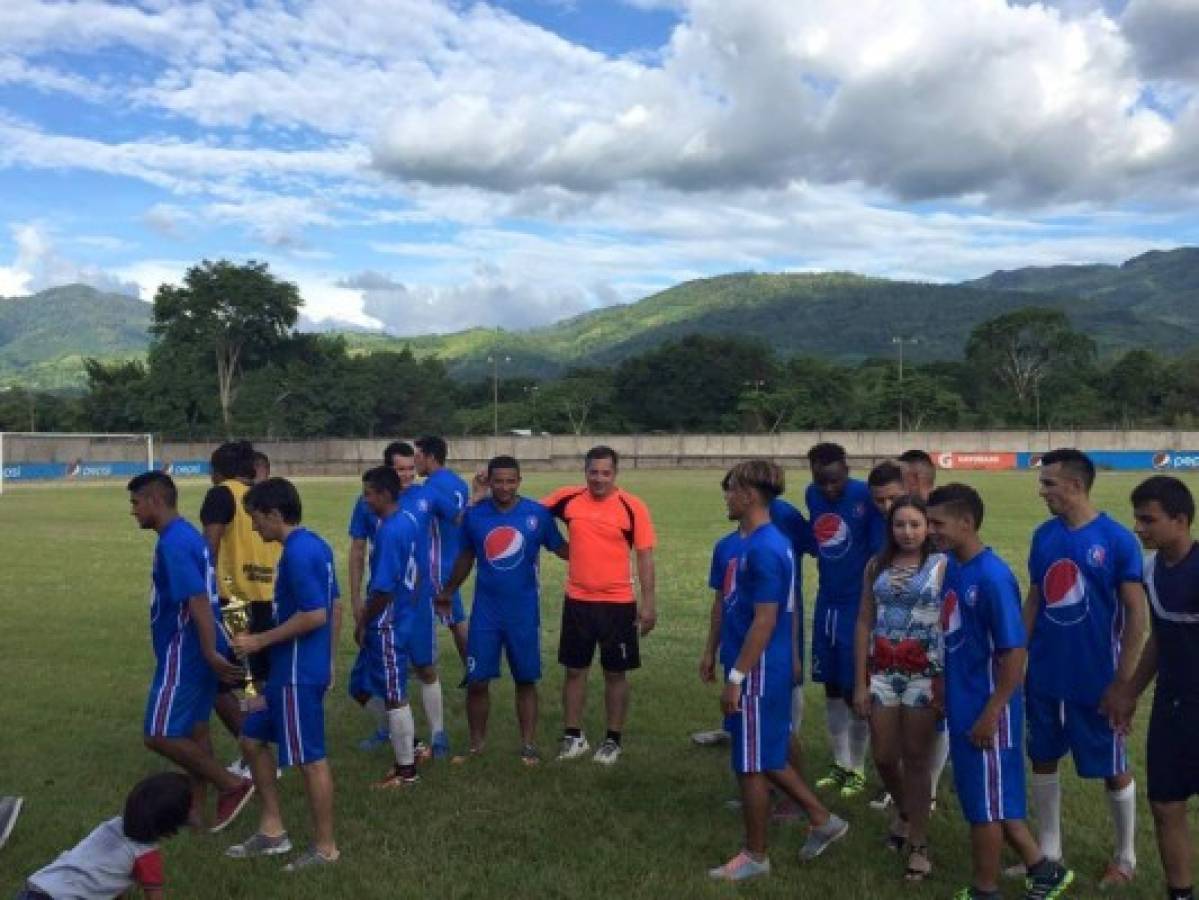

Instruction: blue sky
[1,0,1197,335]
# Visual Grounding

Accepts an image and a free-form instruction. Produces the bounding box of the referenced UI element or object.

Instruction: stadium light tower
[488,350,511,437]
[892,336,919,434]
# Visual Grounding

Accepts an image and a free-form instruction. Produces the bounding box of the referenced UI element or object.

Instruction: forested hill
[3,246,1198,388]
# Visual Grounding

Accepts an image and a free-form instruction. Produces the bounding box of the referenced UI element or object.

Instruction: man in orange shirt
[542,446,657,765]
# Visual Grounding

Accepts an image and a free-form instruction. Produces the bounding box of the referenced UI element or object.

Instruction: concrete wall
[7,431,1199,476]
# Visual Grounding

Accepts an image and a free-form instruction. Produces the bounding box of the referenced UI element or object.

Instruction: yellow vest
[217,479,281,604]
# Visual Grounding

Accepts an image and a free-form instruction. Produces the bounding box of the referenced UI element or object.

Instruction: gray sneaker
[799,814,849,861]
[520,744,541,766]
[226,832,292,859]
[592,738,622,766]
[283,846,338,872]
[0,796,23,850]
[556,734,590,761]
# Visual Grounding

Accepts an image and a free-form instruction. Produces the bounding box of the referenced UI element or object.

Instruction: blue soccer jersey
[150,516,221,673]
[400,483,458,601]
[461,497,565,622]
[805,479,880,605]
[424,467,470,593]
[268,528,339,689]
[1027,513,1143,704]
[709,529,744,670]
[942,548,1026,745]
[367,509,419,627]
[722,523,795,692]
[347,495,379,544]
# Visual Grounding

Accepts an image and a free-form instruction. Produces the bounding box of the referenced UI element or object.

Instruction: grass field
[0,469,1190,898]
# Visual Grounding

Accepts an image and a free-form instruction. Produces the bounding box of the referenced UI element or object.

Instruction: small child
[19,772,190,899]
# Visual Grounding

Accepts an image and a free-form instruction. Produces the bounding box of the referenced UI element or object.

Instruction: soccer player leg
[1147,698,1199,894]
[832,608,868,786]
[950,733,1027,827]
[1061,698,1136,874]
[144,666,218,741]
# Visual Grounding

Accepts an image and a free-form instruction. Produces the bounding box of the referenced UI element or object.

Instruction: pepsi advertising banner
[2,459,211,482]
[1019,451,1199,471]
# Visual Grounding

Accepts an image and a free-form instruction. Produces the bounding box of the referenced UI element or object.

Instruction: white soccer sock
[826,698,851,769]
[1107,781,1137,871]
[930,730,950,796]
[847,715,870,773]
[388,705,415,767]
[1030,772,1063,861]
[366,696,387,732]
[420,679,445,738]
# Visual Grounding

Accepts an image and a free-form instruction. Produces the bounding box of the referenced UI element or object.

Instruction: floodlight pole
[892,336,919,434]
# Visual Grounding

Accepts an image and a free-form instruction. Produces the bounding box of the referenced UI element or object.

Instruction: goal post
[0,432,155,495]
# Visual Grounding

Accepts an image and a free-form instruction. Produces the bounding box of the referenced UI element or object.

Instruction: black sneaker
[1025,860,1074,899]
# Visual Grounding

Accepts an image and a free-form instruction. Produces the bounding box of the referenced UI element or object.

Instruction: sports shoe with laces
[210,778,255,834]
[815,764,848,790]
[799,814,849,860]
[225,831,292,858]
[839,769,867,798]
[372,765,420,789]
[592,738,622,765]
[520,744,541,766]
[556,733,590,761]
[283,846,339,872]
[1025,860,1075,899]
[708,850,771,881]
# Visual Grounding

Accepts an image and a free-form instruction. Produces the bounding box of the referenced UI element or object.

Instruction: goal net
[0,432,155,494]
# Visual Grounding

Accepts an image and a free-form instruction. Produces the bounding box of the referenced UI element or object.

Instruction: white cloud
[4,223,142,297]
[1122,0,1199,82]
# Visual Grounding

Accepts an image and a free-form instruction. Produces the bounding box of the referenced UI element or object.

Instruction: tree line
[2,260,1196,437]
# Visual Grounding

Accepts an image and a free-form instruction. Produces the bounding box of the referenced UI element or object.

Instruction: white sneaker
[556,734,590,761]
[690,729,730,746]
[592,738,622,765]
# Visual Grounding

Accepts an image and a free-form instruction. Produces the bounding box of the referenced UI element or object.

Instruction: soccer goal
[0,432,155,494]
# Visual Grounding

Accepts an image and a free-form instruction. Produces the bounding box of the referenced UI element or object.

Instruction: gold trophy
[220,597,258,699]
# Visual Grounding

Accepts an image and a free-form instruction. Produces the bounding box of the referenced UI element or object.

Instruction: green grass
[0,470,1185,898]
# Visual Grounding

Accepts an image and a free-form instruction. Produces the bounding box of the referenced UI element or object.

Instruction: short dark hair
[898,449,935,470]
[383,441,414,466]
[1131,475,1195,525]
[252,450,270,469]
[867,461,904,489]
[927,483,985,530]
[210,440,255,480]
[807,442,847,468]
[585,445,619,469]
[127,470,177,507]
[725,459,785,501]
[1040,447,1095,492]
[243,477,303,524]
[362,465,402,500]
[414,435,448,464]
[122,772,192,843]
[488,455,521,476]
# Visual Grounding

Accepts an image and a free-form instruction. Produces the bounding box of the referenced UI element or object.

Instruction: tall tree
[150,260,300,435]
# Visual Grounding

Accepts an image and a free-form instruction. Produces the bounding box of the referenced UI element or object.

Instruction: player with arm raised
[437,456,568,764]
[1022,449,1147,888]
[127,471,253,835]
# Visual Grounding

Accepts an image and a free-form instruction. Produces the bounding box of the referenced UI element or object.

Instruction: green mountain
[0,285,151,390]
[4,246,1198,388]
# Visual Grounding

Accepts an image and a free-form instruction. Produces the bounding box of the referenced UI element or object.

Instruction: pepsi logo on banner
[942,589,964,651]
[813,513,852,560]
[722,558,738,604]
[1153,452,1172,470]
[484,526,525,571]
[1042,559,1089,625]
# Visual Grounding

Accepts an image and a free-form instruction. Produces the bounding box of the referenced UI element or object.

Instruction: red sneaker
[210,778,255,833]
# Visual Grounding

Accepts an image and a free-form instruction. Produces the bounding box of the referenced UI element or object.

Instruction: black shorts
[1147,695,1199,803]
[558,597,640,672]
[217,599,273,693]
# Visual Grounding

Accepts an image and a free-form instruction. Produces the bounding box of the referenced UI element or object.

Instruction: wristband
[728,668,746,686]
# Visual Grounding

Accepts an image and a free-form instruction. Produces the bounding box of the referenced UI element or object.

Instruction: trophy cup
[220,597,258,699]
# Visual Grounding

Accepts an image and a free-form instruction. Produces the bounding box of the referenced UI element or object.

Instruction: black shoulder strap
[549,487,589,522]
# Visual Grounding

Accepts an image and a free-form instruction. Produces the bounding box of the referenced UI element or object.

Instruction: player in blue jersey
[1110,476,1199,900]
[1023,449,1147,889]
[437,456,568,764]
[708,460,848,883]
[804,442,881,798]
[225,478,341,871]
[927,483,1074,900]
[127,471,254,835]
[415,435,470,666]
[352,466,423,790]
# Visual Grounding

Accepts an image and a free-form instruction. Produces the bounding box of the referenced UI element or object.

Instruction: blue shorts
[144,663,217,738]
[365,624,409,705]
[951,733,1026,825]
[811,599,856,692]
[726,687,791,775]
[1027,692,1128,778]
[437,589,466,627]
[243,684,327,768]
[406,593,438,669]
[466,613,540,684]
